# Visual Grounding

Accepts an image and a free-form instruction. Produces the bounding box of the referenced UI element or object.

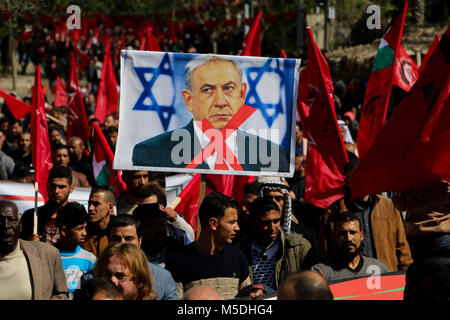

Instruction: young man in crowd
[82,186,115,257]
[20,166,74,245]
[56,202,96,299]
[234,181,261,244]
[165,192,264,300]
[257,176,298,235]
[236,197,313,293]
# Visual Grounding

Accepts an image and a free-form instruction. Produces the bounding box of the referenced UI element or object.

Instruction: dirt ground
[0,63,55,105]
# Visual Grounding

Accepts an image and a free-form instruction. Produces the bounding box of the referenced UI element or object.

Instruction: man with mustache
[318,158,413,272]
[116,170,149,215]
[311,212,390,282]
[132,55,289,173]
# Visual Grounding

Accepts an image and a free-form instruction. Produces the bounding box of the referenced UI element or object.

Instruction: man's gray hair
[184,55,244,92]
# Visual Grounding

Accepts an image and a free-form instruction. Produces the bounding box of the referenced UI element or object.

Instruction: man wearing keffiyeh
[257,176,297,234]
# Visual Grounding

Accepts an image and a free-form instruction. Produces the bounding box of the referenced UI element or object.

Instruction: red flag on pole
[72,46,90,72]
[139,26,161,51]
[115,32,126,64]
[297,28,349,209]
[238,12,262,56]
[419,34,440,74]
[94,43,119,123]
[66,53,90,144]
[171,174,201,234]
[205,174,255,208]
[0,88,32,119]
[297,100,309,131]
[54,76,68,108]
[31,66,53,202]
[350,26,450,199]
[92,122,126,197]
[357,1,409,159]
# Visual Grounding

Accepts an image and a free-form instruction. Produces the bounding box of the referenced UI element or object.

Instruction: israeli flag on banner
[115,50,301,177]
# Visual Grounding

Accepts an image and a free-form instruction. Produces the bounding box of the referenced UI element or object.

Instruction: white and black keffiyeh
[257,177,293,234]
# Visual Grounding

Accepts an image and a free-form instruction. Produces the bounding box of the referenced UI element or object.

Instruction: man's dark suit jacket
[132,120,290,173]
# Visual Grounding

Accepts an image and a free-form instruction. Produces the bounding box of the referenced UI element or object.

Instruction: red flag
[280,49,287,58]
[419,34,440,74]
[357,1,409,159]
[54,76,68,107]
[92,122,126,197]
[171,173,255,235]
[350,26,450,199]
[205,174,255,208]
[172,174,201,234]
[298,28,348,209]
[31,66,53,201]
[297,100,309,131]
[238,12,262,56]
[66,53,90,144]
[72,46,90,72]
[115,32,126,64]
[69,29,81,43]
[94,43,119,123]
[0,88,32,119]
[393,45,419,92]
[139,26,161,51]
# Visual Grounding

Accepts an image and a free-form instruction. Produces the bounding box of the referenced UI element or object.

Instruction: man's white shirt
[193,120,239,170]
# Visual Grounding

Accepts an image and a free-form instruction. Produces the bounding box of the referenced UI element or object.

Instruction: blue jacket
[148,262,178,300]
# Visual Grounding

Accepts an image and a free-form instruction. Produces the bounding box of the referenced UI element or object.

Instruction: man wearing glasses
[235,197,313,293]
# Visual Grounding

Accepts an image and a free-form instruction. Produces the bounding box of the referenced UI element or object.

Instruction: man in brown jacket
[0,200,68,299]
[82,186,115,257]
[319,159,413,272]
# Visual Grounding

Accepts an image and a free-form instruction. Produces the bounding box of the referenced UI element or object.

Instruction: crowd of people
[1,161,448,301]
[0,19,449,302]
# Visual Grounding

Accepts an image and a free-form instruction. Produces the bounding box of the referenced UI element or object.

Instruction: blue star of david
[133,53,175,131]
[244,58,285,127]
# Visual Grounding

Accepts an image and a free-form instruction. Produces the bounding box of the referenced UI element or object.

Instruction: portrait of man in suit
[132,55,289,173]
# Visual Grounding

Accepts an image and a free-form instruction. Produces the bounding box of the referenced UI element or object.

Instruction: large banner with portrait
[114,51,301,177]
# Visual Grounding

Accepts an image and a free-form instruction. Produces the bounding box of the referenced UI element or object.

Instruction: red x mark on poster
[185,104,256,171]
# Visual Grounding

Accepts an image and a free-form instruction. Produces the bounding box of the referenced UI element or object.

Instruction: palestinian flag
[92,122,126,196]
[357,1,409,159]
